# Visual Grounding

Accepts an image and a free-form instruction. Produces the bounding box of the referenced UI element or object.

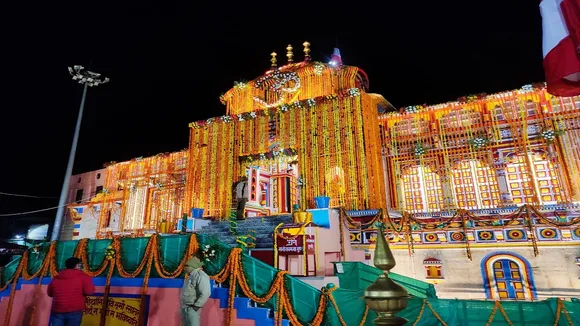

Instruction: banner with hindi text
[81,294,147,326]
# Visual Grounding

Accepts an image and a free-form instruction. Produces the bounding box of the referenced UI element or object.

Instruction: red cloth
[47,269,95,313]
[561,0,580,51]
[541,0,580,96]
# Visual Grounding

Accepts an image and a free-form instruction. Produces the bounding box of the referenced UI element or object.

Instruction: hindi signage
[82,294,145,326]
[305,234,315,255]
[277,235,304,255]
[277,234,315,255]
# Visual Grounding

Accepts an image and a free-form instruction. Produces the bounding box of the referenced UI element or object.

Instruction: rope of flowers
[113,236,153,278]
[226,250,238,326]
[325,285,348,326]
[225,248,351,326]
[530,205,580,227]
[26,242,56,326]
[99,259,116,326]
[341,207,384,230]
[405,218,415,255]
[461,213,473,261]
[523,206,539,256]
[139,241,154,326]
[3,233,577,326]
[152,234,198,278]
[411,299,428,326]
[552,298,574,326]
[338,211,346,258]
[423,299,448,325]
[2,234,200,326]
[2,261,23,326]
[79,238,111,277]
[484,301,514,326]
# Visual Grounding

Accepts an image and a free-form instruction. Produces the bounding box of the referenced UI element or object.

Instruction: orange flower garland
[99,259,115,326]
[152,234,198,278]
[2,233,576,326]
[78,239,110,277]
[2,260,23,326]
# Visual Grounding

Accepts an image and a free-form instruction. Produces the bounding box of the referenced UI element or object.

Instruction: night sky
[0,0,542,235]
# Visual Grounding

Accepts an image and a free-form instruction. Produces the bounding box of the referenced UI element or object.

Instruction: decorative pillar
[438,170,456,210]
[494,159,514,206]
[364,226,409,325]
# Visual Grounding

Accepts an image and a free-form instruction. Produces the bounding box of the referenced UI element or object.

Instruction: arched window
[401,165,443,213]
[505,151,562,205]
[451,159,500,209]
[481,252,537,300]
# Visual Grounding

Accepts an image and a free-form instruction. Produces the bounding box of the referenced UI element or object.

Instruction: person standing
[181,257,211,326]
[47,257,95,326]
[235,178,249,220]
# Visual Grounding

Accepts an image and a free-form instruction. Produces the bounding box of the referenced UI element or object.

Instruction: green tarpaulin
[2,235,578,325]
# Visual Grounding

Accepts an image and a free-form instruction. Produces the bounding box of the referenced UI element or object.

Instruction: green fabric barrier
[1,234,225,282]
[284,274,321,322]
[333,261,437,299]
[326,290,580,326]
[3,236,580,325]
[238,253,322,323]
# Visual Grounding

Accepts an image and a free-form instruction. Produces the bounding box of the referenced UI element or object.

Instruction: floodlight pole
[50,66,109,241]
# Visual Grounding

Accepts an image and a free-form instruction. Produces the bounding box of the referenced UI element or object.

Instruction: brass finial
[286,44,294,63]
[303,41,311,62]
[270,52,277,67]
[364,224,409,326]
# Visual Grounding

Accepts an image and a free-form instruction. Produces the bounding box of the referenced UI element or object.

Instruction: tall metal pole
[51,66,109,241]
[50,84,88,241]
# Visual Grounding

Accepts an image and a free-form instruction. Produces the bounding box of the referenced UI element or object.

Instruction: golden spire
[303,41,311,62]
[286,44,294,63]
[364,222,409,326]
[270,52,277,67]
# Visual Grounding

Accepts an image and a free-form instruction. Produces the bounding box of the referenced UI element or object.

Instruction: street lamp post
[50,65,109,241]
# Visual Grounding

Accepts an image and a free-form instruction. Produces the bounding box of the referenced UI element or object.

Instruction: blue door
[492,259,526,299]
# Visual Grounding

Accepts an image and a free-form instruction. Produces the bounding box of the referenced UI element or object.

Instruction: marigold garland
[99,259,116,326]
[152,234,199,278]
[1,234,576,326]
[2,260,23,326]
[485,301,514,326]
[326,286,348,326]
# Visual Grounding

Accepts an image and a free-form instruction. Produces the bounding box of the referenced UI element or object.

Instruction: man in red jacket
[47,257,95,326]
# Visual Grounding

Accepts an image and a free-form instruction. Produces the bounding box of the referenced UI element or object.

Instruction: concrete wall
[359,245,580,300]
[0,277,260,326]
[60,169,106,240]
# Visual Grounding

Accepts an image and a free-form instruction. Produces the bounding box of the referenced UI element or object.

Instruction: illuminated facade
[68,151,188,239]
[346,88,580,299]
[184,43,388,218]
[64,44,580,299]
[379,89,580,211]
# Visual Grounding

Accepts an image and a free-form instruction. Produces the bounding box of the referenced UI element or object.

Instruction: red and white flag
[540,0,580,96]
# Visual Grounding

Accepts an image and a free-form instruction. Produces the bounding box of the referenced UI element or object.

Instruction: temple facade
[66,43,580,300]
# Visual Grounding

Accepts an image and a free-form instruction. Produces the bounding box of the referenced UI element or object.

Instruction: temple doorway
[241,162,299,217]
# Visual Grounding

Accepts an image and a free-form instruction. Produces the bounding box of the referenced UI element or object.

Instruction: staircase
[198,215,293,248]
[211,281,290,326]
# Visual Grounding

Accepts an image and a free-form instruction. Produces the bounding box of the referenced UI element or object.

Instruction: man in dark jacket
[47,257,95,326]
